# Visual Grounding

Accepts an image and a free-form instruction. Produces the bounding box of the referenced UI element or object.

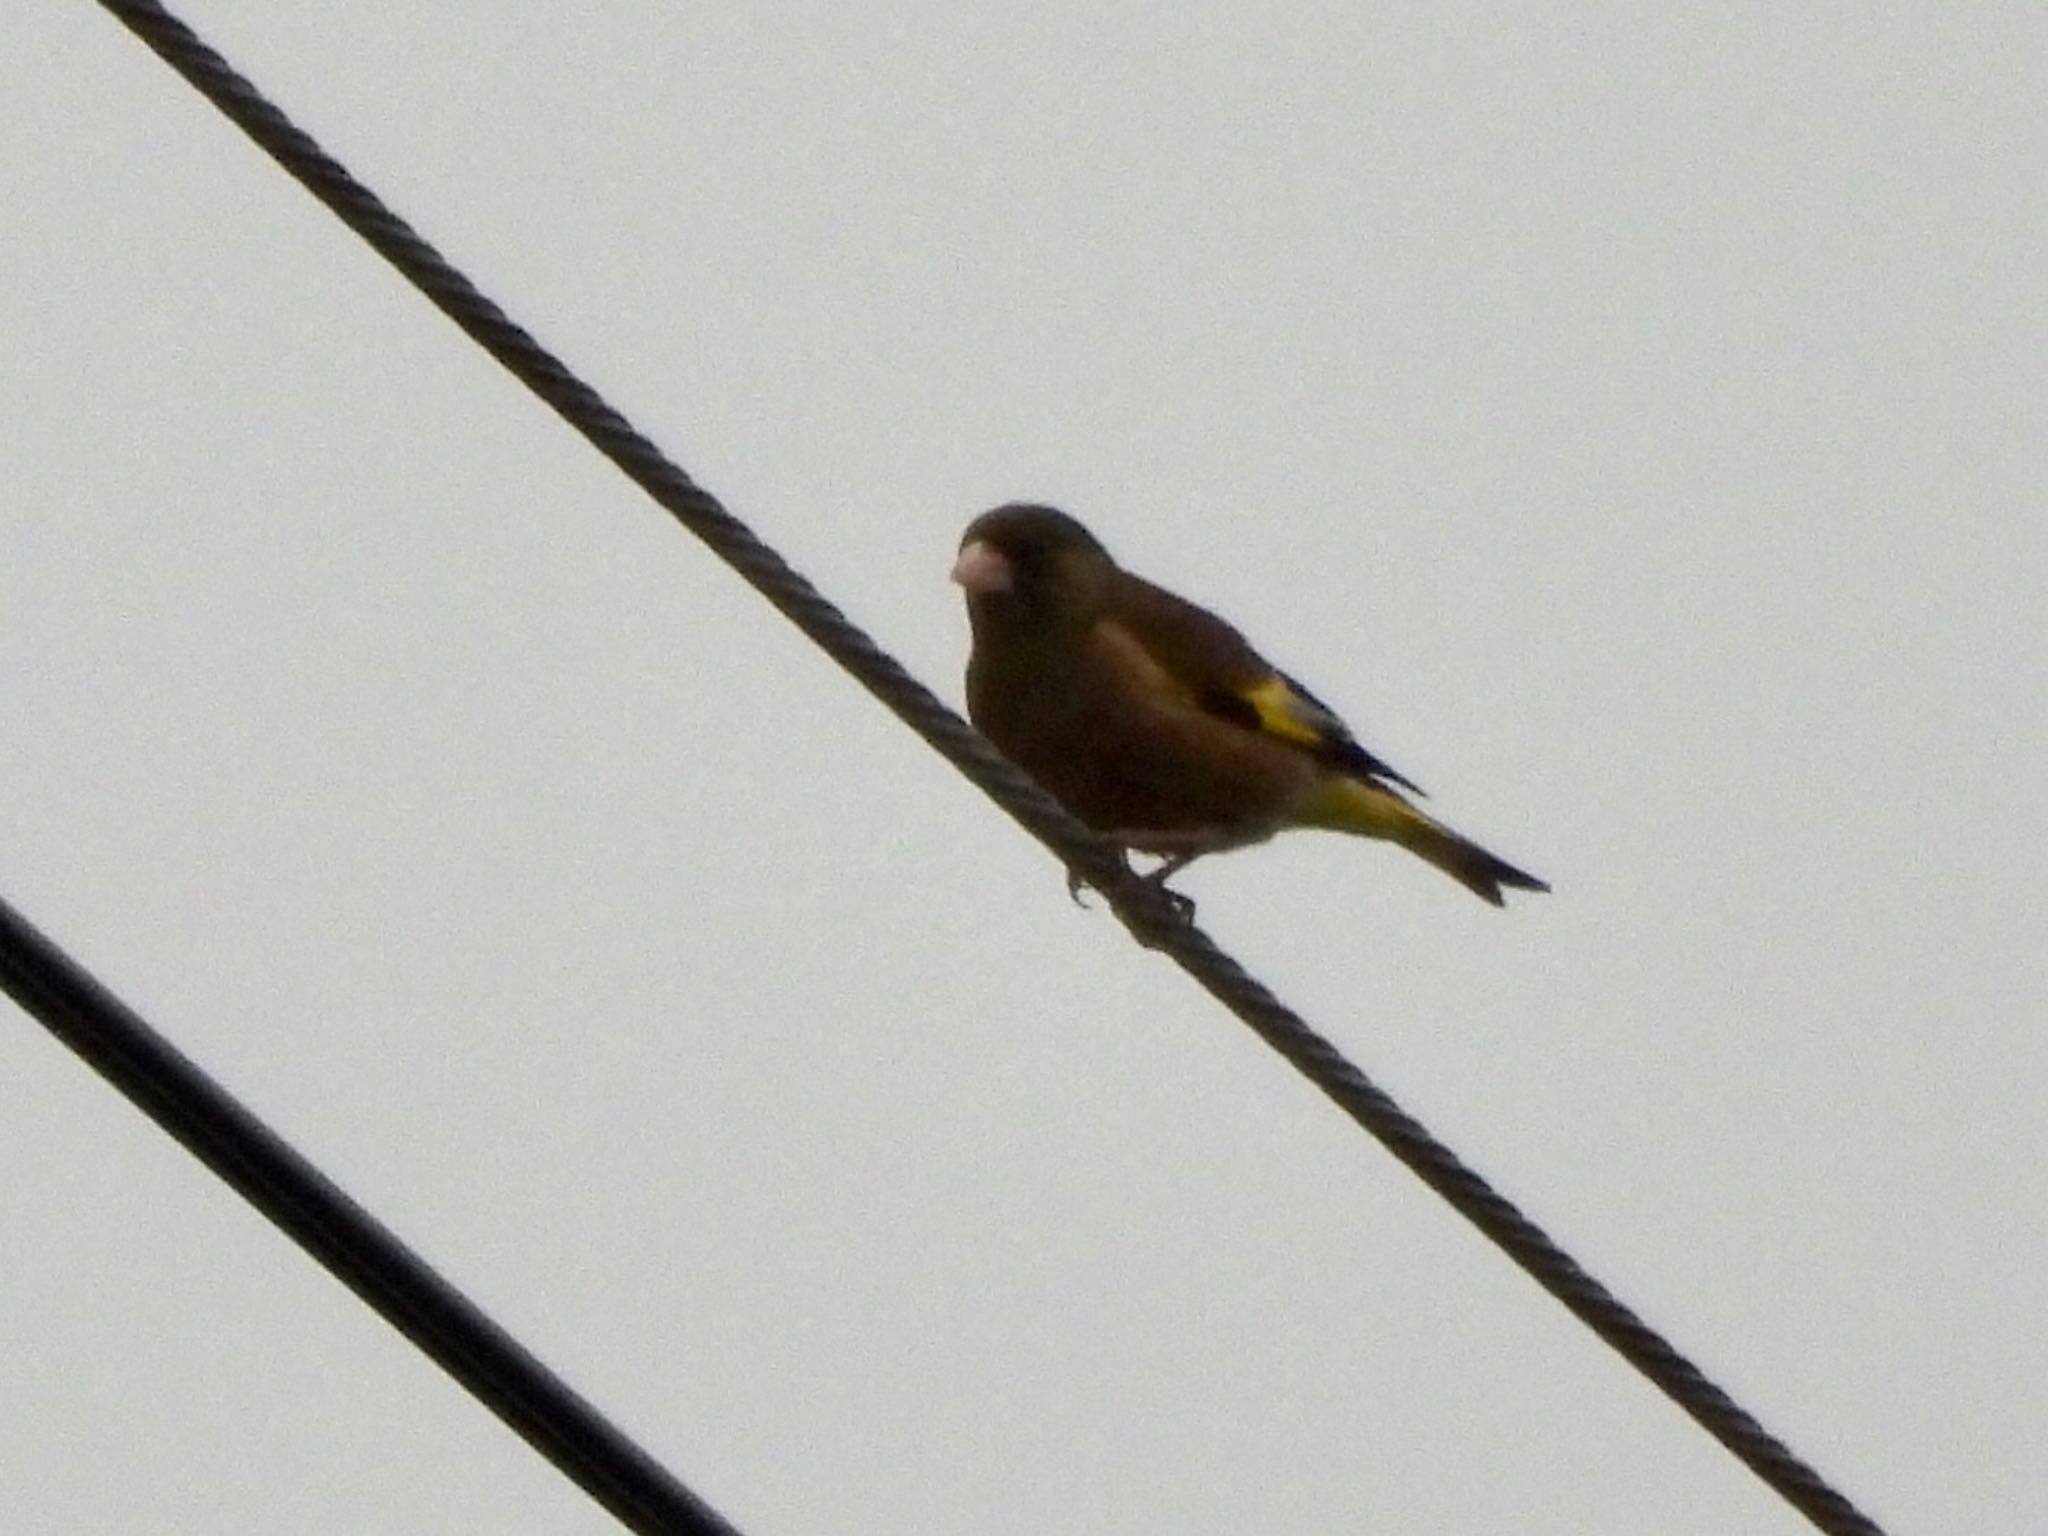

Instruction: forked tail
[1297,776,1549,907]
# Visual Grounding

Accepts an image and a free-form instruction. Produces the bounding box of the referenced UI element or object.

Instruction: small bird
[951,503,1548,906]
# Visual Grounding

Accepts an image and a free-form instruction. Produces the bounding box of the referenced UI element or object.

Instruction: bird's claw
[1064,858,1195,925]
[1140,866,1198,922]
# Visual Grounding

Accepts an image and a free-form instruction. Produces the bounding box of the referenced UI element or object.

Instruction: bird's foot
[1064,857,1197,925]
[1132,858,1197,921]
[1145,878,1197,924]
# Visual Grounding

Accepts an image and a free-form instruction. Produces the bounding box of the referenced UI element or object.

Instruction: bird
[951,503,1548,906]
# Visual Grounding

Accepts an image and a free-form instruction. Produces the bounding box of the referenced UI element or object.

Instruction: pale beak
[950,539,1013,594]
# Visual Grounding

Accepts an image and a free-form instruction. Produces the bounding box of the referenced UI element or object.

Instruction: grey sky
[4,4,2043,1532]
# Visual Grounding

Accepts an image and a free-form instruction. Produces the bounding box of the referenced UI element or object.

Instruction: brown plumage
[951,503,1548,905]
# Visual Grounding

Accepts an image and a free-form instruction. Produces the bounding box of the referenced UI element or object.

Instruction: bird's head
[952,504,1117,639]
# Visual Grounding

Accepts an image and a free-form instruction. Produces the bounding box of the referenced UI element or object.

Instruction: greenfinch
[952,504,1548,906]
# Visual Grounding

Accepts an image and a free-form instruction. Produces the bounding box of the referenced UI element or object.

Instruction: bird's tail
[1296,776,1549,907]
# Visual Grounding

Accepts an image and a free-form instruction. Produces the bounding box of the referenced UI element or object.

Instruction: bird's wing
[1107,572,1425,796]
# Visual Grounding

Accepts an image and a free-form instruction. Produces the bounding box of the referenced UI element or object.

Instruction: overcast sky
[5,4,2043,1533]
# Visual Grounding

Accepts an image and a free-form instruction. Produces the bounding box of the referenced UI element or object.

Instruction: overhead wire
[66,3,1892,1534]
[0,896,744,1536]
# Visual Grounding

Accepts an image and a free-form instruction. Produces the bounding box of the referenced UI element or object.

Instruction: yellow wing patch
[1239,675,1334,750]
[1228,672,1424,794]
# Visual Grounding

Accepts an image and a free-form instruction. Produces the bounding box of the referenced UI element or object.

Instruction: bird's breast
[965,628,1317,838]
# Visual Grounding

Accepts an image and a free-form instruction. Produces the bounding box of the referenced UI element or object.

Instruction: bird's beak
[950,539,1013,594]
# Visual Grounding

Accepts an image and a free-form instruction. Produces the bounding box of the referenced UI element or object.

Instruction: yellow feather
[1292,774,1427,838]
[1240,676,1328,750]
[1290,775,1543,906]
